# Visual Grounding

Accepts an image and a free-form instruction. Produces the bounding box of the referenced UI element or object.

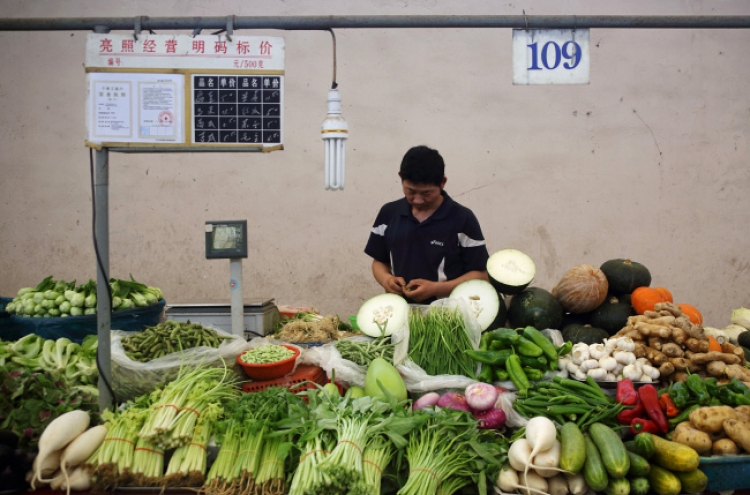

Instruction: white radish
[59,425,107,495]
[524,416,559,481]
[65,466,92,492]
[519,471,549,495]
[508,438,534,471]
[497,465,550,495]
[30,448,62,489]
[35,410,90,484]
[564,472,587,495]
[547,474,570,495]
[49,470,65,491]
[533,439,562,478]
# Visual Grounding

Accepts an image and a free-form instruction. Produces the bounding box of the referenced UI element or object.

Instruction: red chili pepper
[639,384,669,433]
[630,417,660,435]
[616,379,639,406]
[617,397,645,425]
[659,392,680,418]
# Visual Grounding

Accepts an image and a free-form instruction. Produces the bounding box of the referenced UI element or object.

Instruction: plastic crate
[241,364,327,395]
[699,455,750,491]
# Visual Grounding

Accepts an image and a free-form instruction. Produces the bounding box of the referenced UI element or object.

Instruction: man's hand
[403,279,439,303]
[383,275,407,295]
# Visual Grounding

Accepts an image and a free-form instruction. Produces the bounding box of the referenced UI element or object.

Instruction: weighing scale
[205,220,249,336]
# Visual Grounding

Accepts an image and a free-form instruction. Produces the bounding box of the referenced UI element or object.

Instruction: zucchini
[629,477,649,495]
[559,421,586,474]
[626,450,650,477]
[589,423,630,479]
[604,477,630,495]
[633,432,655,459]
[647,465,682,495]
[675,469,708,494]
[650,434,700,472]
[583,434,609,491]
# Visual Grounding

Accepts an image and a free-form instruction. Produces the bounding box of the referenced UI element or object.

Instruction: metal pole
[229,258,244,337]
[0,15,749,32]
[94,148,113,412]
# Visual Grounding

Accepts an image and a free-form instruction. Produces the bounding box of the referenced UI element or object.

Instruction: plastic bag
[495,391,528,428]
[297,336,370,388]
[111,326,249,402]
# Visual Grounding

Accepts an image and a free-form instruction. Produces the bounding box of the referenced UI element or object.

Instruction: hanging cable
[328,28,338,89]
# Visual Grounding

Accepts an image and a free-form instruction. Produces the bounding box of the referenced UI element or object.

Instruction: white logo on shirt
[431,240,444,246]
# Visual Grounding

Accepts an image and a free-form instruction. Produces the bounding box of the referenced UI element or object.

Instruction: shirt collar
[398,190,454,221]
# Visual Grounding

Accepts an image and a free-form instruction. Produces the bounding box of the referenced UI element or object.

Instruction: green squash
[507,287,563,330]
[590,295,637,336]
[562,323,609,345]
[600,259,651,296]
[364,357,407,402]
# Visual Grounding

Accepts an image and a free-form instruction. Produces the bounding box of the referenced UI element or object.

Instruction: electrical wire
[89,147,118,409]
[328,28,338,89]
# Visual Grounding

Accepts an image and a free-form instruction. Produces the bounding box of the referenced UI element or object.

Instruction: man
[364,145,490,304]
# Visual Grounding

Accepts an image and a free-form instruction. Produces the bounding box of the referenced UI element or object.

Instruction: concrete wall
[1,1,749,328]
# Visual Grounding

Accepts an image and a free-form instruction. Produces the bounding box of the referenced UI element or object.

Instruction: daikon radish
[64,466,92,492]
[35,410,90,483]
[49,470,65,491]
[533,440,562,478]
[497,465,550,495]
[509,438,534,471]
[564,472,587,495]
[524,417,563,481]
[30,448,62,489]
[519,471,549,495]
[59,425,107,495]
[547,475,570,495]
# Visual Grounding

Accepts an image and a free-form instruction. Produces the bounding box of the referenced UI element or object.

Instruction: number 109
[527,41,582,70]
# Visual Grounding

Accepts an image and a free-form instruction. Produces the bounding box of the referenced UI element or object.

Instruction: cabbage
[731,307,750,330]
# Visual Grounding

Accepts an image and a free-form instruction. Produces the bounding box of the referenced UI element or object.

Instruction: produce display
[4,276,163,318]
[5,250,750,495]
[121,320,232,362]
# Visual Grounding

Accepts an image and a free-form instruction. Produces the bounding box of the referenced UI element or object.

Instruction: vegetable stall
[3,253,750,495]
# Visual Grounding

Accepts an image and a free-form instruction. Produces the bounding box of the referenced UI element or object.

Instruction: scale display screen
[205,220,248,259]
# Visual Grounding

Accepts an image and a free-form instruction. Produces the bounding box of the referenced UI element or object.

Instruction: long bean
[407,308,476,377]
[335,336,395,366]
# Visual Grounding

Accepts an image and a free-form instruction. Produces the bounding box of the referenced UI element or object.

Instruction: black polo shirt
[364,191,489,303]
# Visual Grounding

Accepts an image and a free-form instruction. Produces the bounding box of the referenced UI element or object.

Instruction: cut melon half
[487,249,536,295]
[356,293,409,337]
[450,279,504,331]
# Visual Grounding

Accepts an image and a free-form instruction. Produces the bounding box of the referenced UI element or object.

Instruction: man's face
[402,178,446,212]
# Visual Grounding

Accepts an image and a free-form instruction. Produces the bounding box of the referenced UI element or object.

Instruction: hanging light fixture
[322,29,348,190]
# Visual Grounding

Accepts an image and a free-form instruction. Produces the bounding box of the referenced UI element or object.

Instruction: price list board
[192,75,282,145]
[84,33,285,151]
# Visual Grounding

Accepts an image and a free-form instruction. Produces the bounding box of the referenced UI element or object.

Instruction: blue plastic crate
[699,455,750,491]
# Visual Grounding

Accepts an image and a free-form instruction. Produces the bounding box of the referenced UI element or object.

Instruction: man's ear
[440,176,447,188]
[398,171,403,180]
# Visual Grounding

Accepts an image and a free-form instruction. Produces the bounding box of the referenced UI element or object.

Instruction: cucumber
[589,422,630,479]
[675,469,708,494]
[627,450,651,477]
[633,432,655,459]
[583,434,609,491]
[648,465,682,495]
[560,422,586,474]
[604,477,630,495]
[630,477,650,495]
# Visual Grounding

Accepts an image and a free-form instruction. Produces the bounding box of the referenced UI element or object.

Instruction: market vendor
[364,145,490,304]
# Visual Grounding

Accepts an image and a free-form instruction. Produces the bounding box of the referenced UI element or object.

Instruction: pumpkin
[590,295,637,336]
[562,323,609,345]
[677,303,703,325]
[654,287,674,303]
[551,264,609,314]
[599,259,652,295]
[631,286,668,315]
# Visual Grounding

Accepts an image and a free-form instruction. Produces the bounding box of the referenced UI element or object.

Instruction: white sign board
[85,34,285,149]
[512,29,590,85]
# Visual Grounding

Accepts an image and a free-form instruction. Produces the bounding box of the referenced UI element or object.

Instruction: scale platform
[165,298,279,338]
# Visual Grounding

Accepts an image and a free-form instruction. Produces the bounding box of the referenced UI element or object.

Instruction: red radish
[436,392,471,412]
[35,410,90,484]
[412,392,440,411]
[473,408,507,429]
[465,382,499,411]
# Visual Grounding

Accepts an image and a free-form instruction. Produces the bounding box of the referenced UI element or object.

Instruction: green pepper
[487,328,521,347]
[479,331,493,351]
[518,355,548,370]
[506,354,530,392]
[727,378,750,399]
[556,341,573,357]
[667,382,692,409]
[477,364,495,383]
[686,373,711,406]
[515,336,544,357]
[490,340,510,351]
[522,367,544,381]
[463,349,512,367]
[716,386,741,406]
[522,326,558,362]
[495,369,509,381]
[668,404,699,429]
[703,377,719,398]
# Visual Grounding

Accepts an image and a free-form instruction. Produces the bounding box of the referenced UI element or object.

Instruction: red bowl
[236,344,300,381]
